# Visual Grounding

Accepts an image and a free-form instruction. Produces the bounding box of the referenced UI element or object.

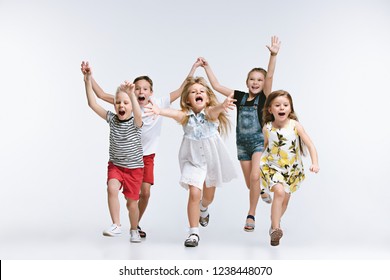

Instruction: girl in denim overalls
[200,36,281,232]
[145,77,237,247]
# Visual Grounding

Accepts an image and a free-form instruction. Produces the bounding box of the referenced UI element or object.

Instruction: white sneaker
[130,230,141,243]
[103,224,122,237]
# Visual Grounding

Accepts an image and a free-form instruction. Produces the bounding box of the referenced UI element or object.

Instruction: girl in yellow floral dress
[260,90,319,246]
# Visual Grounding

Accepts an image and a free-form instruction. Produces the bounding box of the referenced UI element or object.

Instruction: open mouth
[278,112,286,116]
[119,110,126,116]
[138,96,146,101]
[195,96,203,103]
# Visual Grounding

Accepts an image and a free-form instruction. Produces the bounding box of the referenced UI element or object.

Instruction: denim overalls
[236,94,264,161]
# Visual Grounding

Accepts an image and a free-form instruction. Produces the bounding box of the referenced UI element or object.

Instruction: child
[144,76,237,247]
[82,61,144,243]
[199,36,281,232]
[260,90,319,246]
[82,60,202,238]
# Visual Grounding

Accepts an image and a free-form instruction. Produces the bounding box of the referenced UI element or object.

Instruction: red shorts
[143,154,155,185]
[107,162,143,200]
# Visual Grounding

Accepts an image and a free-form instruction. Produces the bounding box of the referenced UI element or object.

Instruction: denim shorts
[236,134,264,161]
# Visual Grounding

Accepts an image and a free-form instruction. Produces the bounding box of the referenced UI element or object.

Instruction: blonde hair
[263,90,306,155]
[180,76,230,136]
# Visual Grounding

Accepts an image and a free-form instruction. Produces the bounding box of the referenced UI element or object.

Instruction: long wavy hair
[180,76,231,136]
[263,90,306,155]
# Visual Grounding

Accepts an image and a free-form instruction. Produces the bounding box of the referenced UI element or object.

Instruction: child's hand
[222,93,236,112]
[120,81,135,94]
[309,164,320,173]
[266,36,281,56]
[198,57,208,67]
[144,100,160,119]
[193,57,203,68]
[81,61,91,81]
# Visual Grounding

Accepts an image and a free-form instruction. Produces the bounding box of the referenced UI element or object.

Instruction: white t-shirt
[141,95,170,155]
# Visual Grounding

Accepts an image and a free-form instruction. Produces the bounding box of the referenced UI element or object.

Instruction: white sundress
[178,109,237,190]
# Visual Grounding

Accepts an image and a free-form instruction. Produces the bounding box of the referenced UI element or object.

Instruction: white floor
[1,212,389,260]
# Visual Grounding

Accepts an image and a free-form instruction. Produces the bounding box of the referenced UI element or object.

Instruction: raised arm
[206,93,236,121]
[121,81,142,128]
[82,61,107,120]
[199,57,234,97]
[295,121,320,173]
[144,100,186,123]
[169,58,203,103]
[263,36,281,97]
[80,62,115,104]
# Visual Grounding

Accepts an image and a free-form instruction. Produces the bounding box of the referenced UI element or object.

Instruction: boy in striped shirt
[82,61,144,243]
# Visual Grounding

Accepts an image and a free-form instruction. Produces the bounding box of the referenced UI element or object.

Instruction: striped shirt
[106,111,144,169]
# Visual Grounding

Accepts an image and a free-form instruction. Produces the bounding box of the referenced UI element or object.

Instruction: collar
[188,108,206,117]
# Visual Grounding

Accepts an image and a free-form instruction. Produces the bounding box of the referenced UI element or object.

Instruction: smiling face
[186,83,210,113]
[269,95,291,125]
[134,79,153,108]
[114,91,132,121]
[246,69,266,95]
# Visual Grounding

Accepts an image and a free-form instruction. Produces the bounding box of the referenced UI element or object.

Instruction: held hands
[309,164,320,174]
[197,57,208,68]
[266,36,281,56]
[193,57,203,69]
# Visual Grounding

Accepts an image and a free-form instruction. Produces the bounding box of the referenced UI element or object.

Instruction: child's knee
[273,185,285,198]
[189,186,201,202]
[140,189,151,201]
[126,199,138,210]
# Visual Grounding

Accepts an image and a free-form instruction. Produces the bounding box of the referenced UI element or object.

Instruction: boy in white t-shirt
[82,59,202,237]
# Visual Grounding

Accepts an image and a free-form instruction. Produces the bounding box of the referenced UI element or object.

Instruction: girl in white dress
[145,76,237,247]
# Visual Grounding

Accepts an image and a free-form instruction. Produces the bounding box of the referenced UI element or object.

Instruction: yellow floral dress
[260,119,305,194]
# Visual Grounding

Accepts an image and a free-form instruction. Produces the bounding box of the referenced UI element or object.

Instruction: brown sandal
[270,228,283,246]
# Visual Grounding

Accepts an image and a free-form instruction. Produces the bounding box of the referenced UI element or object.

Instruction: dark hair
[246,67,267,84]
[133,75,153,91]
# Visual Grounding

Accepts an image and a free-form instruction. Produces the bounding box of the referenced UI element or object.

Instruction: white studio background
[0,0,389,261]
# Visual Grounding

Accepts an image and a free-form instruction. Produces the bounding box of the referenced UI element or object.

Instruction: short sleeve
[234,90,245,106]
[106,111,115,123]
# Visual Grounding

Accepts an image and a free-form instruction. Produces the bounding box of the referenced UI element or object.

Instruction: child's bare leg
[248,153,262,219]
[271,184,285,229]
[201,185,216,208]
[239,160,251,190]
[188,186,201,227]
[126,198,139,230]
[199,185,215,227]
[281,193,291,218]
[138,182,151,222]
[107,179,121,225]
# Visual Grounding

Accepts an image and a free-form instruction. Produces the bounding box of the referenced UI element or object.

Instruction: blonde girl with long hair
[145,76,237,247]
